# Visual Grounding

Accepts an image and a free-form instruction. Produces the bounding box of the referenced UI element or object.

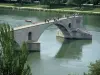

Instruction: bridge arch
[14,21,72,46]
[14,16,83,46]
[54,23,71,37]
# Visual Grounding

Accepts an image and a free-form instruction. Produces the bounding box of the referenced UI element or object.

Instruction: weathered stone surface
[14,15,92,51]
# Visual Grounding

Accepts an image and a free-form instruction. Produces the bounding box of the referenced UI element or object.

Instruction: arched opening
[28,32,32,40]
[68,23,71,28]
[55,23,71,36]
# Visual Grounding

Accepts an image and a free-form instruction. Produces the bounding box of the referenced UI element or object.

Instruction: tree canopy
[0,23,31,75]
[87,60,100,75]
[73,0,87,8]
[90,0,100,5]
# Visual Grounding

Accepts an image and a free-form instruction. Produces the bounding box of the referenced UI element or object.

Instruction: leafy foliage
[89,0,100,5]
[87,60,100,75]
[0,23,31,75]
[42,0,64,5]
[73,0,87,8]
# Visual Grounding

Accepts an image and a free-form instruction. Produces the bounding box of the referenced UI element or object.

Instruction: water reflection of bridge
[55,39,91,60]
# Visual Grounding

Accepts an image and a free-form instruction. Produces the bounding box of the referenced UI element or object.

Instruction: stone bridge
[14,15,92,51]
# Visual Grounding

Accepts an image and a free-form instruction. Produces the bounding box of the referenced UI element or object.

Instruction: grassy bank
[0,3,100,15]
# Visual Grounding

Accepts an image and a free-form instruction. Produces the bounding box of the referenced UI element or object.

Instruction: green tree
[42,0,63,5]
[0,23,31,75]
[90,0,99,6]
[0,0,5,2]
[17,0,24,6]
[73,0,87,8]
[87,60,100,75]
[42,0,64,8]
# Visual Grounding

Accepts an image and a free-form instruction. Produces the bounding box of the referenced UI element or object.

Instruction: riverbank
[0,3,100,15]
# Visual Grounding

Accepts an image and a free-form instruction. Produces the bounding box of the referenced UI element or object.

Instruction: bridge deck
[14,17,67,30]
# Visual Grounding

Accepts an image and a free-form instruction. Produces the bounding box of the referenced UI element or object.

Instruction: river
[0,8,100,75]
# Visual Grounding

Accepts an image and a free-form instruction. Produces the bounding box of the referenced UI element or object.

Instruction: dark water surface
[0,9,100,75]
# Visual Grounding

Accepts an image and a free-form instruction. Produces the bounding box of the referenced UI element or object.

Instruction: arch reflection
[55,37,91,60]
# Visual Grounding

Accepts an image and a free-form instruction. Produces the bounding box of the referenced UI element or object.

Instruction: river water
[0,8,100,75]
